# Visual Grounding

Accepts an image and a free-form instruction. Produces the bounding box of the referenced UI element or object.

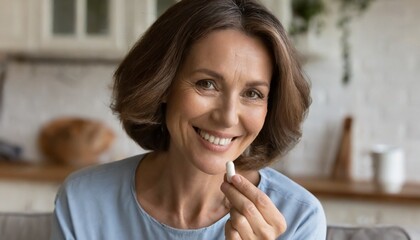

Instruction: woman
[51,0,327,239]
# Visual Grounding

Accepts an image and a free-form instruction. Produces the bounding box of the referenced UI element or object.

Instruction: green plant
[290,0,375,84]
[290,0,326,36]
[338,0,375,84]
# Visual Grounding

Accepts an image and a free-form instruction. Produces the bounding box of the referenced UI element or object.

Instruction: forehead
[181,29,273,81]
[190,29,269,58]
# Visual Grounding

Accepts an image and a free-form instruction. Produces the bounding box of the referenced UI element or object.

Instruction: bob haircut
[112,0,311,170]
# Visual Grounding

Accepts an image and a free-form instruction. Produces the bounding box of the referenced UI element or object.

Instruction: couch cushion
[0,213,415,240]
[0,212,52,240]
[327,225,411,240]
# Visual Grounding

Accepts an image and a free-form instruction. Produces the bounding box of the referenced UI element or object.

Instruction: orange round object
[38,117,115,166]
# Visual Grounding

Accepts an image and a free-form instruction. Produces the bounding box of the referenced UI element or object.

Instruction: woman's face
[165,29,273,174]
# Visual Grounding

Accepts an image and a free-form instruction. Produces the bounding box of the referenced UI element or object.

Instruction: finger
[221,181,268,235]
[225,218,242,240]
[225,175,287,235]
[230,209,254,240]
[223,196,232,209]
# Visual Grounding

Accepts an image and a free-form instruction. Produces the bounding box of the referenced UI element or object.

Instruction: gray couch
[0,212,414,240]
[0,212,52,240]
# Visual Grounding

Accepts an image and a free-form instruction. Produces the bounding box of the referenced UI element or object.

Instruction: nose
[211,95,239,128]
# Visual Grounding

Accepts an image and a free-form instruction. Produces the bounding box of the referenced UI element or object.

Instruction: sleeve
[50,184,76,240]
[283,203,327,240]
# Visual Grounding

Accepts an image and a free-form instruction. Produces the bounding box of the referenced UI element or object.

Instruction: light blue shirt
[51,154,326,239]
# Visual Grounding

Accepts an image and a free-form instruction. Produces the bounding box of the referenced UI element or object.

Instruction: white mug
[370,145,405,194]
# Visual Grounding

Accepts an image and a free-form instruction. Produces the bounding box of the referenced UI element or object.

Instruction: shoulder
[259,168,319,204]
[52,155,146,239]
[259,168,327,239]
[60,154,144,195]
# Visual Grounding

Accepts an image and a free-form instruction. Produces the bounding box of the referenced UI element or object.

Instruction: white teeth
[221,138,231,145]
[198,129,232,146]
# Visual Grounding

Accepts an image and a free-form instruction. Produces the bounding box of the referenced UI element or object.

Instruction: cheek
[167,90,210,122]
[183,94,207,118]
[244,107,268,135]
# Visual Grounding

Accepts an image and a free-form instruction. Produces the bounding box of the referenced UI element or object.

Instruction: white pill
[226,161,236,183]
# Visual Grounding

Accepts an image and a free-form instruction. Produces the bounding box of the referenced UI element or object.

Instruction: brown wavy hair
[111,0,311,170]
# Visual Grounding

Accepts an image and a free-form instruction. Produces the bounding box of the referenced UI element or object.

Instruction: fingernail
[232,175,241,184]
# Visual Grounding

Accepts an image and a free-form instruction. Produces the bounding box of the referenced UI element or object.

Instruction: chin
[191,153,233,175]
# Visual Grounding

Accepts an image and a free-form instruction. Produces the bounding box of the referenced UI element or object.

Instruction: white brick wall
[0,61,144,163]
[0,0,419,184]
[275,0,420,183]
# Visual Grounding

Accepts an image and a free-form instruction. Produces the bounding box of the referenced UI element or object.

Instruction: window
[52,0,76,35]
[40,0,124,56]
[86,0,109,35]
[157,0,178,16]
[51,0,110,37]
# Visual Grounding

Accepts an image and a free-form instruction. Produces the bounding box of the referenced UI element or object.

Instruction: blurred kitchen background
[1,0,419,230]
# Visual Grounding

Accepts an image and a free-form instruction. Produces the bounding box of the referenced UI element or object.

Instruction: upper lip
[194,127,238,139]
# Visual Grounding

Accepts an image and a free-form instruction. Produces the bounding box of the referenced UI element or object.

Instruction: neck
[136,151,230,229]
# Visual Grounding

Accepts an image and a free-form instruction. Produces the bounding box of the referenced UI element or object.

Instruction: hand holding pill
[221,170,287,239]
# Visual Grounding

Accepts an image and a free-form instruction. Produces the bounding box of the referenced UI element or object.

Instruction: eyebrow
[192,68,224,80]
[192,68,270,88]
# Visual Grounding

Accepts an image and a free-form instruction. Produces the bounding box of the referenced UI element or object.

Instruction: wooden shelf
[2,160,420,204]
[292,176,420,204]
[0,160,81,182]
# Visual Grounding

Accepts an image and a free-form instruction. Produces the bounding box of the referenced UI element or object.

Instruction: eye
[196,80,216,90]
[244,89,264,100]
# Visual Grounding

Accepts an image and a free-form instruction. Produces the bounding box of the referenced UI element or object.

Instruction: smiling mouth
[194,127,235,146]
